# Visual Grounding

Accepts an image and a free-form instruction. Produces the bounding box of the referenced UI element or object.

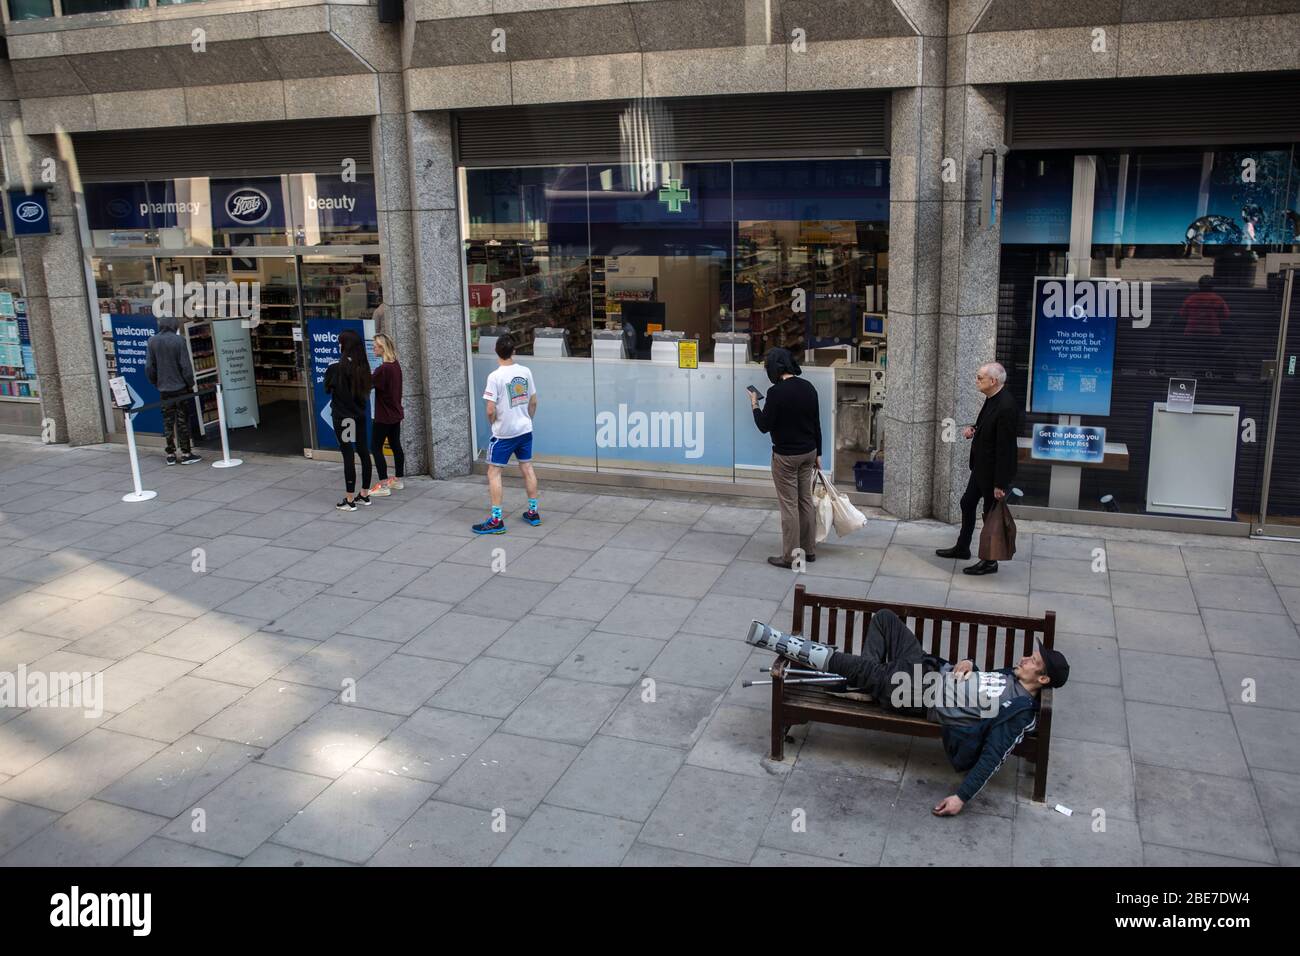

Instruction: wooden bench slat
[844,609,856,655]
[828,606,839,651]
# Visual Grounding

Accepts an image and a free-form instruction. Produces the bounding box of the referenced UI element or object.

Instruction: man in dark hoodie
[747,611,1068,815]
[145,315,200,465]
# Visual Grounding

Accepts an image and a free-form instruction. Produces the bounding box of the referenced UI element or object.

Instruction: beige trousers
[772,449,818,561]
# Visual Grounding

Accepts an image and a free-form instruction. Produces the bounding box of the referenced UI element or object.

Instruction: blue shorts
[487,431,533,466]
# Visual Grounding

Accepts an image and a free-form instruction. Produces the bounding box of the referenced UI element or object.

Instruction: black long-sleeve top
[753,376,822,457]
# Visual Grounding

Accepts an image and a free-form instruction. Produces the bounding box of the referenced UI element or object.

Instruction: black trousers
[160,390,192,456]
[826,609,929,710]
[956,473,997,552]
[371,420,404,481]
[335,416,372,494]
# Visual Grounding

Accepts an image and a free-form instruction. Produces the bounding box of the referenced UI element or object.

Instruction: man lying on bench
[747,610,1068,816]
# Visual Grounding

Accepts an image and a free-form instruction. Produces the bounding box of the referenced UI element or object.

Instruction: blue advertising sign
[84,181,196,231]
[1030,423,1106,463]
[305,174,378,233]
[7,190,52,237]
[211,177,285,230]
[110,315,163,433]
[1028,277,1118,416]
[306,318,366,451]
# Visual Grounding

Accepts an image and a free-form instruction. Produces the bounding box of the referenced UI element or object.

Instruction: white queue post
[211,384,242,469]
[121,410,158,503]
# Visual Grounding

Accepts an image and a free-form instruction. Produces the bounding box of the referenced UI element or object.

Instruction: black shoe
[335,498,357,512]
[936,546,971,559]
[962,559,998,575]
[806,554,816,563]
[166,454,178,466]
[767,556,793,569]
[179,453,201,465]
[355,494,372,507]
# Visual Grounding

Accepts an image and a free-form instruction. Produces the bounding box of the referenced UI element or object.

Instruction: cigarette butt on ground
[1054,804,1073,816]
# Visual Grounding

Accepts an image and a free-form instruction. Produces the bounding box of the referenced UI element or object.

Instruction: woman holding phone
[324,328,374,511]
[750,348,822,569]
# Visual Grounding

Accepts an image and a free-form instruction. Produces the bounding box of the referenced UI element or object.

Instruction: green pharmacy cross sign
[658,179,690,213]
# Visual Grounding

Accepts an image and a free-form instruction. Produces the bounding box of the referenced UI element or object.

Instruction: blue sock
[491,506,502,520]
[528,498,538,512]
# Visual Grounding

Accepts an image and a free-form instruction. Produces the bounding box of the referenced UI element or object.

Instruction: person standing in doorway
[750,347,822,569]
[325,328,374,512]
[145,314,201,466]
[367,332,405,497]
[473,333,540,534]
[937,361,1019,575]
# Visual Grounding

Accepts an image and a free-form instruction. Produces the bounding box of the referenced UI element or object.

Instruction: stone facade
[0,0,1292,519]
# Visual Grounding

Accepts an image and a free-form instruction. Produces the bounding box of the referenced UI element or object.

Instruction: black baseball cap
[1035,640,1070,688]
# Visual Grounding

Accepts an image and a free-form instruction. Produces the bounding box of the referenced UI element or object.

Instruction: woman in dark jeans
[750,348,822,569]
[324,328,374,512]
[367,332,405,496]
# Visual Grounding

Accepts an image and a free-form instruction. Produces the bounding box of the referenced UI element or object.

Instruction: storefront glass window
[0,231,38,408]
[87,173,384,460]
[461,158,890,483]
[7,0,55,20]
[997,146,1300,529]
[60,0,146,11]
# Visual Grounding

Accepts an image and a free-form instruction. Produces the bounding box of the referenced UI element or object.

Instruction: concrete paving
[1,436,1298,866]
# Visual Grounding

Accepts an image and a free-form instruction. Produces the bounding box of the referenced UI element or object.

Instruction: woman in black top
[750,348,822,568]
[324,328,374,512]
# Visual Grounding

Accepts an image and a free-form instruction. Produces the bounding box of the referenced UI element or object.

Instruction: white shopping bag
[812,470,834,544]
[821,470,869,538]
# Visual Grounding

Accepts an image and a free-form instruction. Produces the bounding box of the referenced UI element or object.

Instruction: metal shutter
[1008,74,1300,150]
[454,91,890,166]
[73,119,374,182]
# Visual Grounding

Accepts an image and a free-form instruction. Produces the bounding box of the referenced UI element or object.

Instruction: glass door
[1256,262,1300,537]
[146,255,312,457]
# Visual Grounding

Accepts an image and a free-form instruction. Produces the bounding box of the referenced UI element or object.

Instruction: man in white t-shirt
[473,333,541,535]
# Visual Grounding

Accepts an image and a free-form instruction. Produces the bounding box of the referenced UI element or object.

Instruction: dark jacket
[372,361,403,424]
[969,387,1019,493]
[753,376,822,457]
[941,665,1039,803]
[145,321,194,394]
[324,358,368,424]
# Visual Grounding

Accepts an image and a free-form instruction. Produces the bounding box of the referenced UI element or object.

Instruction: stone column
[881,22,946,519]
[932,4,1007,524]
[0,68,68,440]
[405,108,472,479]
[2,122,105,447]
[370,69,430,476]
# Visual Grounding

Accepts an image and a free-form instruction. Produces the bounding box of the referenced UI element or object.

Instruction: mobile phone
[746,385,761,397]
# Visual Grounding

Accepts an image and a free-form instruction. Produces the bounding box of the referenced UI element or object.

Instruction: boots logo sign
[15,200,45,224]
[225,187,270,225]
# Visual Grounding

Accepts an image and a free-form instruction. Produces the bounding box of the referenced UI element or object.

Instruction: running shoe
[179,453,202,465]
[369,483,392,497]
[355,493,372,507]
[390,479,404,491]
[166,454,178,466]
[335,498,357,512]
[521,509,541,527]
[472,516,506,535]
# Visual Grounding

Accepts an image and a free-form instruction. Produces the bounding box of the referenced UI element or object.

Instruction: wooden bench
[768,584,1057,803]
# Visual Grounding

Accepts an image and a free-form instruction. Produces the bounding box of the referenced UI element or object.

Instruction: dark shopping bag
[978,498,1017,561]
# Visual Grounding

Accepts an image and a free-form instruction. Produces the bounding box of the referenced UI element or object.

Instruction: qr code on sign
[1047,375,1064,392]
[1080,376,1097,393]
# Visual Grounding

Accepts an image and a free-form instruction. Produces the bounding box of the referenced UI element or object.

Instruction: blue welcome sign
[6,189,52,237]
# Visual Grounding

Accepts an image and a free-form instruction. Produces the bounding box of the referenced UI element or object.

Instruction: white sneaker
[389,479,404,491]
[369,483,391,497]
